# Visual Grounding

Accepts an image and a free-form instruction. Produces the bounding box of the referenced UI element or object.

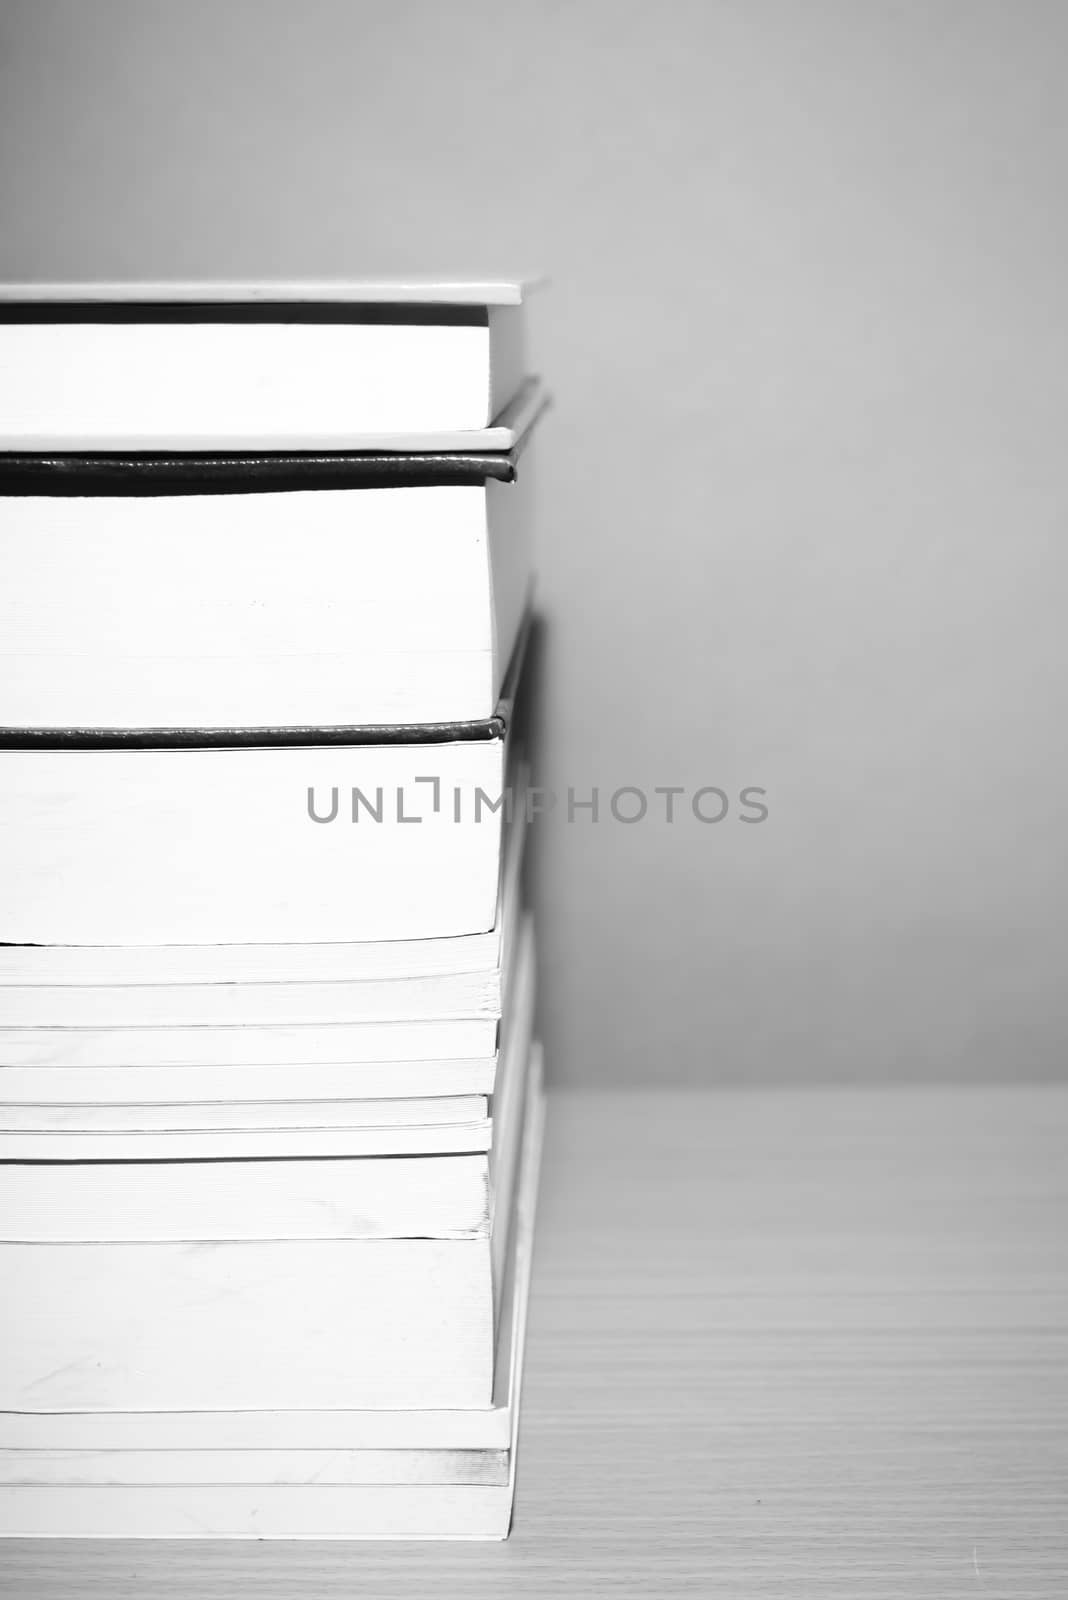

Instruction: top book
[0,279,535,450]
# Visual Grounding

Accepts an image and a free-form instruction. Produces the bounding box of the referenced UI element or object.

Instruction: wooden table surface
[3,1086,1066,1597]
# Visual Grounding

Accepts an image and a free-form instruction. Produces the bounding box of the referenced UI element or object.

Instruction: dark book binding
[0,448,522,496]
[0,375,547,496]
[0,301,489,325]
[0,610,532,752]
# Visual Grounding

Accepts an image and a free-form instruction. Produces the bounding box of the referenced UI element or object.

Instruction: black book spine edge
[0,383,548,496]
[0,449,518,496]
[0,302,489,326]
[0,609,532,752]
[0,719,504,751]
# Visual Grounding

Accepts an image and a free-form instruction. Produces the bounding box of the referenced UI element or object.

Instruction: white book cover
[0,279,538,449]
[0,735,507,945]
[0,1055,499,1105]
[0,763,527,986]
[0,1017,497,1070]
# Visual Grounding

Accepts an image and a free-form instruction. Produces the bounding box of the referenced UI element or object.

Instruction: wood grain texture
[2,1085,1066,1595]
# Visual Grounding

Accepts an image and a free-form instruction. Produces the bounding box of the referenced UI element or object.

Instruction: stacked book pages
[0,279,546,1540]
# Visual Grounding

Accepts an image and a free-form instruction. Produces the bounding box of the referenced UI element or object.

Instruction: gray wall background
[2,0,1066,1085]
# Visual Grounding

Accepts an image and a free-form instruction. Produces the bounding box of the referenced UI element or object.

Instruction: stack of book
[0,280,546,1540]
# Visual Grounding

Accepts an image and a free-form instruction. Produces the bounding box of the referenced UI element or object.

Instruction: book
[0,392,544,729]
[0,1054,499,1101]
[0,733,509,944]
[2,1234,495,1410]
[0,1095,489,1135]
[0,619,526,945]
[0,1137,491,1242]
[0,1018,498,1069]
[0,1451,512,1488]
[0,760,526,984]
[0,279,534,450]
